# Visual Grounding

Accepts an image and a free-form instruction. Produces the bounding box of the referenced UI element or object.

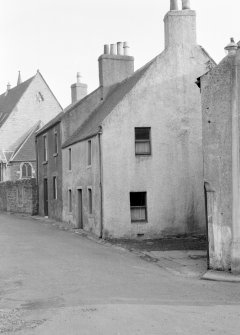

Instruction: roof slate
[10,122,41,162]
[62,58,155,148]
[0,77,34,127]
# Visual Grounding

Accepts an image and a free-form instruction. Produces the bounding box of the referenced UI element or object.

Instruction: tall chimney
[164,0,196,49]
[17,71,22,85]
[98,41,134,88]
[71,72,88,104]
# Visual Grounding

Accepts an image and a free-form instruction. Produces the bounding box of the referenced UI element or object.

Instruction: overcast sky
[0,0,239,108]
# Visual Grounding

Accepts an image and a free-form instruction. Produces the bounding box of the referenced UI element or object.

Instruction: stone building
[200,38,240,274]
[36,73,88,221]
[0,71,62,182]
[60,0,215,239]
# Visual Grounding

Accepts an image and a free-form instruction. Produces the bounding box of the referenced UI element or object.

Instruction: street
[0,213,240,334]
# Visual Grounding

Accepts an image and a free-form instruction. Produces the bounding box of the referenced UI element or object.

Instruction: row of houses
[1,0,240,273]
[36,0,214,241]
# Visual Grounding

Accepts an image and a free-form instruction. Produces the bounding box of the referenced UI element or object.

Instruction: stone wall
[0,178,38,215]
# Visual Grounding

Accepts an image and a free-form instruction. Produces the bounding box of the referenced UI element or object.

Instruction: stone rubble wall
[0,178,38,215]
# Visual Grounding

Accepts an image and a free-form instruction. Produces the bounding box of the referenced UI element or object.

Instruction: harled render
[59,0,215,239]
[0,71,62,182]
[200,38,240,274]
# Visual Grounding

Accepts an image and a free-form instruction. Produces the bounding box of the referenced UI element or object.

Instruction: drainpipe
[98,126,103,238]
[231,48,240,274]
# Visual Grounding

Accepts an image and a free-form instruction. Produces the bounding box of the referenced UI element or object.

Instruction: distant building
[35,73,88,221]
[58,0,215,239]
[0,71,62,182]
[200,38,240,274]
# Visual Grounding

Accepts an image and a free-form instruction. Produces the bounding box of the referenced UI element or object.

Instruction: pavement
[31,214,208,279]
[1,212,240,335]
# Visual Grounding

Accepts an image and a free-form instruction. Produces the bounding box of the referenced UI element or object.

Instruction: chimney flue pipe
[170,0,178,10]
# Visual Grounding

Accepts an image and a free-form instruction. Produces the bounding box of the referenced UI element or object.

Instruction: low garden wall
[0,178,38,215]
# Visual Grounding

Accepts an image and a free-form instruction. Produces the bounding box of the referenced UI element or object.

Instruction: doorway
[43,178,48,217]
[77,189,83,229]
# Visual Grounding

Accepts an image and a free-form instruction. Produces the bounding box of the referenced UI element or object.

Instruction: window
[130,192,147,222]
[68,189,72,212]
[88,188,92,214]
[87,140,92,166]
[43,135,48,161]
[54,130,58,155]
[21,163,32,178]
[135,127,151,155]
[53,176,57,199]
[68,148,72,170]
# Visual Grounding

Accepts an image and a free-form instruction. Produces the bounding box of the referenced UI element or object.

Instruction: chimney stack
[98,41,134,88]
[71,72,88,104]
[225,38,238,56]
[17,71,22,85]
[164,0,196,49]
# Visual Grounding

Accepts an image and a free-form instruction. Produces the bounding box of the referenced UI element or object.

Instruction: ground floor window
[88,188,93,214]
[130,192,147,222]
[53,176,57,199]
[68,189,72,212]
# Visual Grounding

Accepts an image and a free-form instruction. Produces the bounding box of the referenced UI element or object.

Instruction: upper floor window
[43,135,48,162]
[21,163,32,179]
[68,148,72,170]
[135,127,151,155]
[87,140,92,166]
[54,130,58,155]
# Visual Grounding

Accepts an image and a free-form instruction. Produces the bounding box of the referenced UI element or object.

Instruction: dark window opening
[22,163,32,178]
[53,176,57,199]
[88,140,92,166]
[43,135,48,161]
[88,188,92,214]
[68,148,72,170]
[69,189,72,212]
[130,192,147,222]
[135,127,151,155]
[54,131,58,154]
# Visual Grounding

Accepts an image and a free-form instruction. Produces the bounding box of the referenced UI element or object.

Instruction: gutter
[98,126,103,238]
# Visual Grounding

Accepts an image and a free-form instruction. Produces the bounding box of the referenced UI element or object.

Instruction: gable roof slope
[62,57,156,148]
[0,76,34,127]
[10,121,41,162]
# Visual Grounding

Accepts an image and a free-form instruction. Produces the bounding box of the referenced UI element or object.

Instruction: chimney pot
[170,0,178,10]
[77,72,81,83]
[224,38,238,55]
[7,82,11,91]
[117,42,124,55]
[182,0,191,10]
[104,44,110,55]
[123,41,130,56]
[110,44,117,55]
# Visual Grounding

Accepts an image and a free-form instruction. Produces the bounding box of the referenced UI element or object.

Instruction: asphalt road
[0,213,240,334]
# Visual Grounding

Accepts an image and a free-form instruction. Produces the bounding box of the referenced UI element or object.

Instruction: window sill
[42,161,48,165]
[87,165,92,169]
[131,220,147,224]
[53,153,58,157]
[135,154,151,156]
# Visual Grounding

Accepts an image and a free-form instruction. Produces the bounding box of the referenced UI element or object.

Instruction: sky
[0,0,240,108]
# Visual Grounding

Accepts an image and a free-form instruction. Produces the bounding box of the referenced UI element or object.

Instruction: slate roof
[36,111,64,136]
[10,122,41,162]
[62,58,156,148]
[0,77,34,127]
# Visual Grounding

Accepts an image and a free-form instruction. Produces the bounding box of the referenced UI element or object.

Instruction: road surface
[0,213,240,334]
